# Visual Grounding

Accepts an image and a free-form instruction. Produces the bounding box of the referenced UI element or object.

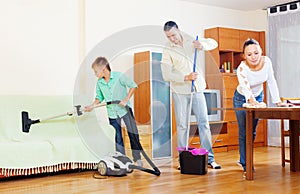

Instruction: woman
[233,39,288,177]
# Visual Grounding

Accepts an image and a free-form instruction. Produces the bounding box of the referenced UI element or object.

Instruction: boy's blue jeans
[233,90,264,171]
[109,107,141,162]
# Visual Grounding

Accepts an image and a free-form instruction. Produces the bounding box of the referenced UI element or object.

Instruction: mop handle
[185,36,198,151]
[191,35,198,92]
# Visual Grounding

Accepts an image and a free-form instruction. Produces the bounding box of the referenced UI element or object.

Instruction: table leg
[289,120,300,172]
[246,110,254,180]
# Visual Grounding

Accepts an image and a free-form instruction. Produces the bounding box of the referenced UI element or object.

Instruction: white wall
[85,0,267,53]
[0,0,268,96]
[0,0,80,95]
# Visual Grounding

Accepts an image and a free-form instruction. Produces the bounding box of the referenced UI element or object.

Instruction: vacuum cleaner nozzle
[20,101,119,133]
[22,111,40,133]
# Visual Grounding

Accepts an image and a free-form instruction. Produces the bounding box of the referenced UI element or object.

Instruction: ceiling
[180,0,296,11]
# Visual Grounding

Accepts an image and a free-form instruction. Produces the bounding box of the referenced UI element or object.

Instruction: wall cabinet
[218,28,240,51]
[205,27,265,73]
[204,27,267,151]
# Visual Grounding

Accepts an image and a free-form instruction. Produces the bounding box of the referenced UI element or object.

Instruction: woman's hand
[247,97,259,106]
[276,102,294,107]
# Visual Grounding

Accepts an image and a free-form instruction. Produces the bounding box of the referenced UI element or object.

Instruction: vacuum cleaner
[96,151,134,177]
[95,150,161,177]
[93,101,160,177]
[21,101,160,177]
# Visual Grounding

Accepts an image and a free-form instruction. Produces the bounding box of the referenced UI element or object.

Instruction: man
[161,21,221,169]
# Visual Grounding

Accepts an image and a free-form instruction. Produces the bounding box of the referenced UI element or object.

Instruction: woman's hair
[92,56,111,71]
[163,21,178,31]
[242,38,260,53]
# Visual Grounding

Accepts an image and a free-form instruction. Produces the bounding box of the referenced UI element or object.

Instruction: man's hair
[242,38,260,53]
[163,21,178,31]
[92,56,111,71]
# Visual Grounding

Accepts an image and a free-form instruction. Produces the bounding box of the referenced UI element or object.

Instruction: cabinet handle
[191,142,200,145]
[215,139,223,142]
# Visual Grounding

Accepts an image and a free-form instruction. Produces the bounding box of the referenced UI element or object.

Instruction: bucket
[177,147,208,175]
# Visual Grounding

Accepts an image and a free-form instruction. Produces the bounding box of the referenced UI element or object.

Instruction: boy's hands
[85,99,100,112]
[84,105,94,112]
[119,99,128,107]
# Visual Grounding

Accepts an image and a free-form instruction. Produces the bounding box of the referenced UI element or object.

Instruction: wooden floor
[1,146,299,194]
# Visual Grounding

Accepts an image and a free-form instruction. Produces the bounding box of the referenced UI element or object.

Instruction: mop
[185,35,198,150]
[177,36,209,175]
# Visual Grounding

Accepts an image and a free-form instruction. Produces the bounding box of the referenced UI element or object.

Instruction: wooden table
[246,107,300,180]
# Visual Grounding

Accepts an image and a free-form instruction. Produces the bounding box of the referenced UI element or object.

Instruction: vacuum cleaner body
[97,152,134,176]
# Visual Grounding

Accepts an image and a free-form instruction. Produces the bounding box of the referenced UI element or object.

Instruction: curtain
[267,2,300,146]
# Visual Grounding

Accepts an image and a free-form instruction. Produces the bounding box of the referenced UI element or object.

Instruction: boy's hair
[163,21,178,31]
[242,38,260,53]
[92,57,111,71]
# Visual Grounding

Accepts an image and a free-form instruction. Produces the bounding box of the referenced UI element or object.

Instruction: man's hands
[184,40,202,82]
[184,72,198,81]
[193,40,203,50]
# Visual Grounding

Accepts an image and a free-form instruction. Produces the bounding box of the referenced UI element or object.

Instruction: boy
[85,56,143,167]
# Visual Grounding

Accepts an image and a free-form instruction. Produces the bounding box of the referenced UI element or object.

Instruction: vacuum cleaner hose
[107,100,160,176]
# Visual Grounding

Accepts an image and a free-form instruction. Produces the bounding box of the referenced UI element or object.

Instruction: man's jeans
[173,92,215,163]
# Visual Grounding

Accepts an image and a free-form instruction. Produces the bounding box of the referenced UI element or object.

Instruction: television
[190,89,221,122]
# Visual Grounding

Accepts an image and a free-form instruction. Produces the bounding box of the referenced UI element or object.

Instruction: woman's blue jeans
[233,90,264,171]
[109,107,141,162]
